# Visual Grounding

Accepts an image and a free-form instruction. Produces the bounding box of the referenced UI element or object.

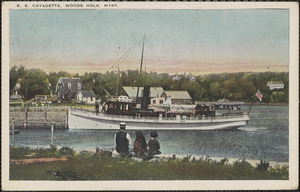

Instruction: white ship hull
[68,108,250,130]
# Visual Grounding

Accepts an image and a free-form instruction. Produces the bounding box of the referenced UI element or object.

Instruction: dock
[9,106,69,129]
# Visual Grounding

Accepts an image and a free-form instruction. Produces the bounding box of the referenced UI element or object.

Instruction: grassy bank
[10,146,288,180]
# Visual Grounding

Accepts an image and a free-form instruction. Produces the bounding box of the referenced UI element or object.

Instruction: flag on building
[255,90,263,101]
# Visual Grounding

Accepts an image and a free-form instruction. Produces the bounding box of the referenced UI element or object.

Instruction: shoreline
[151,154,288,168]
[10,144,288,168]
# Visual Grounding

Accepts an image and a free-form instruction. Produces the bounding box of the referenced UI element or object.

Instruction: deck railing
[70,108,248,121]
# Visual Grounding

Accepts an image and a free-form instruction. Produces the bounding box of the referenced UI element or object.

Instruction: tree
[48,72,60,93]
[9,65,27,95]
[81,72,95,90]
[160,73,173,90]
[20,69,50,100]
[9,65,18,94]
[210,81,222,101]
[270,92,285,103]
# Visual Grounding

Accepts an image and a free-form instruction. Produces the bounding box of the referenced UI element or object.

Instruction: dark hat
[150,131,158,138]
[119,122,126,129]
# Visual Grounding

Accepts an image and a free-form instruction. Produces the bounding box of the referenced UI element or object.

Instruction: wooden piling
[51,118,54,146]
[24,108,28,128]
[44,110,47,125]
[65,113,68,129]
[12,118,15,145]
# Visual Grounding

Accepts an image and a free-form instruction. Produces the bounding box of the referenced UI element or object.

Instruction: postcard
[2,1,299,191]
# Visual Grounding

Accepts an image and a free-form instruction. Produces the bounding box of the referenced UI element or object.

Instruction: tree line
[10,65,289,103]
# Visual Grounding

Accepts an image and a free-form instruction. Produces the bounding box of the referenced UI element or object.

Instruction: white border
[2,1,299,191]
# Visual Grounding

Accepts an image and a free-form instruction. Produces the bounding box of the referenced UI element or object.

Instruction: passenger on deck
[114,122,131,157]
[133,131,147,158]
[102,102,106,112]
[145,131,161,160]
[95,102,99,114]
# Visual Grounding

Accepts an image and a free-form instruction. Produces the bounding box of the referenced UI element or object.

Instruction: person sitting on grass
[144,131,161,160]
[133,131,147,158]
[114,122,131,157]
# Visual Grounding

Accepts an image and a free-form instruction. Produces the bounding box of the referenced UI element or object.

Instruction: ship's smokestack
[141,86,150,110]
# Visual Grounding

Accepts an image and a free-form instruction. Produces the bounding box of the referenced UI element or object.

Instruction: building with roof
[161,91,193,105]
[188,73,196,82]
[150,97,166,105]
[172,73,196,82]
[121,86,164,98]
[172,74,181,81]
[55,77,85,101]
[120,86,165,107]
[267,81,284,90]
[75,90,96,104]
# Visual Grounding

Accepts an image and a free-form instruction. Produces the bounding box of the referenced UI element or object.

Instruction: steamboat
[68,36,250,130]
[68,97,249,130]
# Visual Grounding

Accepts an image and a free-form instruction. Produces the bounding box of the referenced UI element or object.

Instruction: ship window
[109,103,113,109]
[68,82,71,90]
[153,100,156,104]
[159,100,163,104]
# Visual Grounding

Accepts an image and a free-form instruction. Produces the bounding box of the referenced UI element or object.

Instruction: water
[10,105,289,162]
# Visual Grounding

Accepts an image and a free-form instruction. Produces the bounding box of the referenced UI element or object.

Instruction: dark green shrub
[50,145,57,152]
[256,160,270,171]
[269,165,289,180]
[58,147,75,157]
[233,158,252,169]
[220,158,229,165]
[182,155,192,162]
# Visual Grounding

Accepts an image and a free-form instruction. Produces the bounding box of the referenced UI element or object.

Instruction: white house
[172,73,196,82]
[75,90,96,104]
[172,73,181,81]
[267,81,284,90]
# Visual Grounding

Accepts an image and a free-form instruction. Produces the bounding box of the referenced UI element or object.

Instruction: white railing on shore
[70,108,248,121]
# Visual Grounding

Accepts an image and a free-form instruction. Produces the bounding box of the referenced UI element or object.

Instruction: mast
[116,67,119,96]
[135,35,146,105]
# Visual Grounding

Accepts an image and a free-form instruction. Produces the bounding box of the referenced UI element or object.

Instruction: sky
[9,9,289,75]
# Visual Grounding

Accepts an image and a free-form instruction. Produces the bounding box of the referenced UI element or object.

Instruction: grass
[10,146,289,180]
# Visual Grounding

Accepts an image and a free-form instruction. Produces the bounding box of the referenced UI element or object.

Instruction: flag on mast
[255,90,263,101]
